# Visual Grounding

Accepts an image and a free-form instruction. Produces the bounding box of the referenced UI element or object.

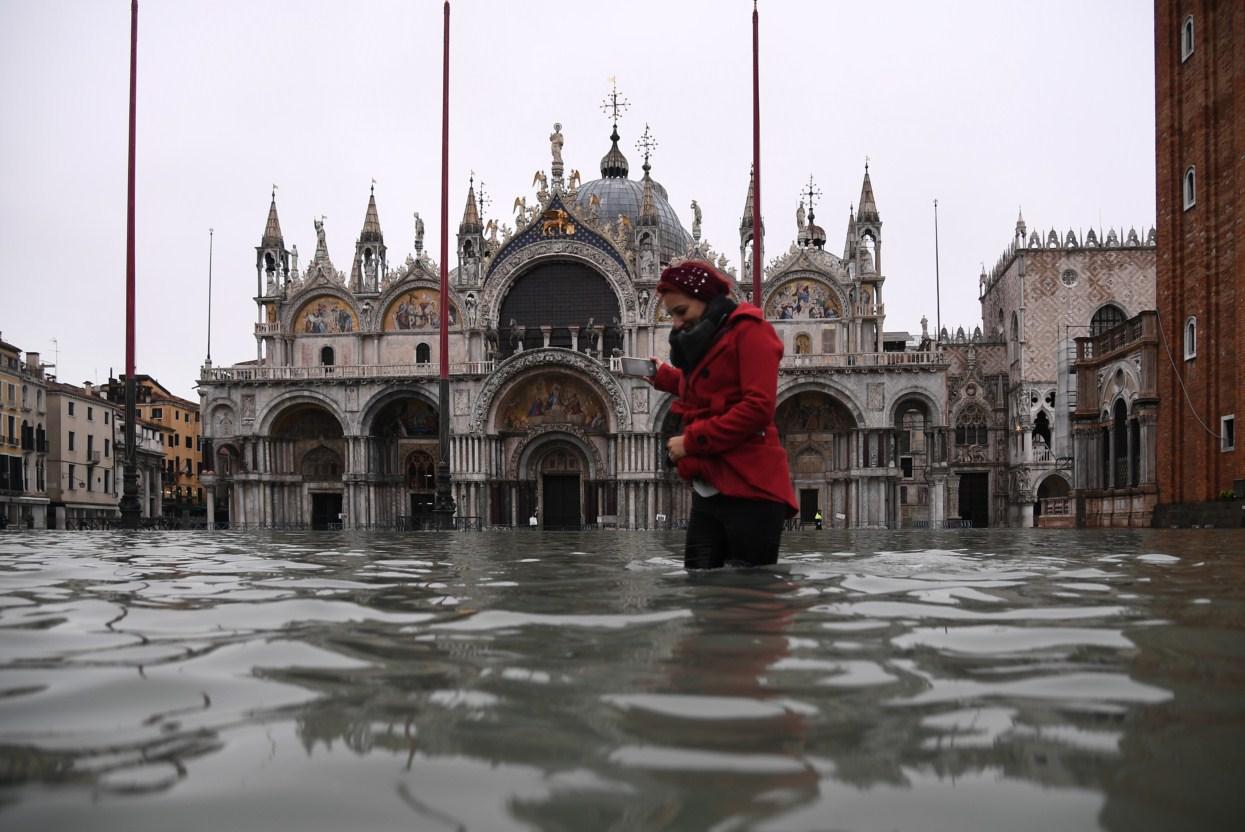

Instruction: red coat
[653,303,798,516]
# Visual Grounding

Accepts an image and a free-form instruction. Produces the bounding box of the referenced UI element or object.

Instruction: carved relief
[631,386,649,414]
[867,383,885,412]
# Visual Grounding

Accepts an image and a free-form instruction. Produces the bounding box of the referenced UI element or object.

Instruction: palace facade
[197,115,1155,530]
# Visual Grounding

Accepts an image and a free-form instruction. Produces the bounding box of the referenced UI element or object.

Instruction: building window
[68,401,75,416]
[1223,416,1236,452]
[1060,269,1078,288]
[103,411,108,424]
[1181,15,1194,62]
[104,438,110,457]
[151,407,162,419]
[1183,167,1196,210]
[1184,316,1197,360]
[321,346,335,366]
[415,343,431,364]
[87,406,93,421]
[68,463,75,490]
[68,431,75,451]
[1090,304,1127,337]
[104,470,110,493]
[175,411,180,421]
[900,457,914,479]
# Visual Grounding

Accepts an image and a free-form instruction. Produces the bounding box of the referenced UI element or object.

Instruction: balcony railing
[255,322,282,335]
[1077,313,1154,361]
[87,450,101,465]
[201,361,496,383]
[1040,496,1072,517]
[780,350,943,370]
[851,302,885,318]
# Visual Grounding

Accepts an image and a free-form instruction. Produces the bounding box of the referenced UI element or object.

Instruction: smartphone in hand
[619,357,657,377]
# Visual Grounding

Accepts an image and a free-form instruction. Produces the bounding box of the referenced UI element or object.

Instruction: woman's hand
[667,434,687,461]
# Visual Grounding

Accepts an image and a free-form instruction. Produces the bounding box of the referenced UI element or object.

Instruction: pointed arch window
[1181,16,1195,62]
[1183,167,1196,210]
[1184,316,1197,360]
[1090,304,1126,337]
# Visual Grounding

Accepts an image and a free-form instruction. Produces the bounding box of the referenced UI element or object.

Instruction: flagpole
[934,199,942,343]
[120,0,141,529]
[751,0,763,300]
[433,0,456,527]
[206,228,214,364]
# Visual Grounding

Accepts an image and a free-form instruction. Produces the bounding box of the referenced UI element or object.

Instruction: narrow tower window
[1181,16,1194,62]
[1183,167,1196,210]
[1184,316,1197,360]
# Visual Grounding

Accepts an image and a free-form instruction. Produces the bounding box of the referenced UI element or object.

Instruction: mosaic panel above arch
[382,288,460,332]
[495,371,609,434]
[765,277,843,321]
[294,295,357,334]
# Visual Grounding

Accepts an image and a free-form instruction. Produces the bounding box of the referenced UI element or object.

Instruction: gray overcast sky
[0,0,1155,400]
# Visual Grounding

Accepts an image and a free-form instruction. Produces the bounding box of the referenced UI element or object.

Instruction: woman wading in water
[650,260,797,569]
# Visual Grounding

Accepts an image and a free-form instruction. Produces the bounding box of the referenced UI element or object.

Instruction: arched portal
[369,396,439,525]
[270,403,346,528]
[530,441,588,530]
[497,261,622,357]
[776,391,857,524]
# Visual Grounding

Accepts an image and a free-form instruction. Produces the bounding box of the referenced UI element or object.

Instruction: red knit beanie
[656,260,731,300]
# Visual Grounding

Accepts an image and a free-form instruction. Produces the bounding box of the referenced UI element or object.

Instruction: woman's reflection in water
[624,569,820,827]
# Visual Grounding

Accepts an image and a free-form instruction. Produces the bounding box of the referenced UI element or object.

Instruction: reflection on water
[1,530,1243,830]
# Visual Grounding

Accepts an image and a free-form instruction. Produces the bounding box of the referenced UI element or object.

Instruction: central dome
[574,178,693,265]
[572,127,693,265]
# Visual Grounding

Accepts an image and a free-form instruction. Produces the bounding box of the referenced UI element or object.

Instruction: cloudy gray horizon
[0,0,1155,400]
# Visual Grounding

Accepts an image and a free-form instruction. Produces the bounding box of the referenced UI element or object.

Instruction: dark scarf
[668,295,738,373]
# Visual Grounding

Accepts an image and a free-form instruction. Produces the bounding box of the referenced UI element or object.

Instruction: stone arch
[358,385,439,436]
[300,445,344,480]
[480,241,636,328]
[509,427,606,481]
[470,348,631,433]
[776,379,866,427]
[204,399,237,438]
[888,388,945,426]
[1089,302,1129,336]
[1036,471,1071,499]
[257,391,348,436]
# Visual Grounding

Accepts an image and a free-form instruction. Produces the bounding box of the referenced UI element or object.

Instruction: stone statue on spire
[691,200,702,242]
[413,212,425,253]
[549,123,564,166]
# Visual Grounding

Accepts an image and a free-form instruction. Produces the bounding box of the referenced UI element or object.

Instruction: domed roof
[574,175,692,264]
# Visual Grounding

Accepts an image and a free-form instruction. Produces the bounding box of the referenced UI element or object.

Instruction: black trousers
[684,492,787,569]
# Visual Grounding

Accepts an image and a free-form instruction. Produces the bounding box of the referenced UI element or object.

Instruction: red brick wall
[1155,0,1245,504]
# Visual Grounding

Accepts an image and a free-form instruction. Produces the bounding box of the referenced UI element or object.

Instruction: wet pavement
[1,529,1243,831]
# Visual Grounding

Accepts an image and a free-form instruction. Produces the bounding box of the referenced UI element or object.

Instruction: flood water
[1,529,1243,831]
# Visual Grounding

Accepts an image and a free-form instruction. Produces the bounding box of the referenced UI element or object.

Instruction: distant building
[103,375,204,521]
[0,336,50,528]
[972,215,1156,527]
[1154,0,1245,524]
[45,381,119,528]
[1070,311,1160,526]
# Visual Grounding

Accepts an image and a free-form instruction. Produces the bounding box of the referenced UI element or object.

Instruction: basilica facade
[197,115,1155,530]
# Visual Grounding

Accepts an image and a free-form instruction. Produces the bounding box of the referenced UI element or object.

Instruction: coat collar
[689,303,763,377]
